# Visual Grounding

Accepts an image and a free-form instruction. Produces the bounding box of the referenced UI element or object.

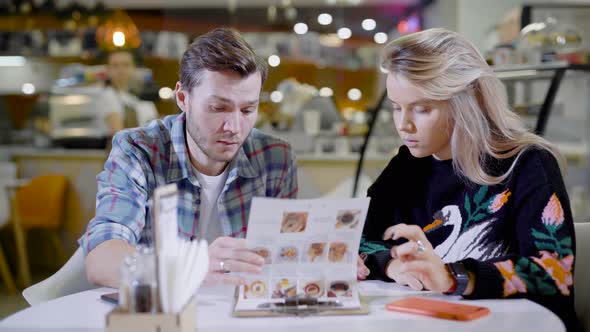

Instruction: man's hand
[204,237,265,285]
[85,239,136,288]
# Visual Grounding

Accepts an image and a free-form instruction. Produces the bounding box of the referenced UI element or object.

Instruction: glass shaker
[128,245,158,313]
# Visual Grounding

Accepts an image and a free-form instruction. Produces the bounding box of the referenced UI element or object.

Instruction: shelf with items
[493,61,590,136]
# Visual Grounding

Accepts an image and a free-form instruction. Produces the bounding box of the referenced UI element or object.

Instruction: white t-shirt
[193,166,230,244]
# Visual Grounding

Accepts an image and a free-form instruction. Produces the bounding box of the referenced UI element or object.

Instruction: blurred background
[0,0,589,318]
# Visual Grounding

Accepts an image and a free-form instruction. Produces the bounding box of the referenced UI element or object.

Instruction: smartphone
[100,292,119,305]
[385,297,490,321]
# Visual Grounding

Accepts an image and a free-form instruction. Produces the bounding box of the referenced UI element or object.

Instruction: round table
[0,280,565,332]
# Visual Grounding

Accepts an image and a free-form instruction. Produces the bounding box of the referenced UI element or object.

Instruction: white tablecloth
[0,280,565,332]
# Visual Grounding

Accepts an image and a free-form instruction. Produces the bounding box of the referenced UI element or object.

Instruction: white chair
[22,247,97,305]
[575,222,590,332]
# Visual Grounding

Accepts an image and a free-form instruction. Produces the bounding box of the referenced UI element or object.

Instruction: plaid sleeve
[78,133,150,256]
[277,146,298,198]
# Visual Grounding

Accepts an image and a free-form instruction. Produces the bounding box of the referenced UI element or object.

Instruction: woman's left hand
[383,223,454,293]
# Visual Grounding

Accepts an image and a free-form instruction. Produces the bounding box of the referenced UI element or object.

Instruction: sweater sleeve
[462,183,575,303]
[359,169,398,282]
[359,147,419,281]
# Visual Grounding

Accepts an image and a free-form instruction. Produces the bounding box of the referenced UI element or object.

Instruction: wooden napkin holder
[106,296,196,332]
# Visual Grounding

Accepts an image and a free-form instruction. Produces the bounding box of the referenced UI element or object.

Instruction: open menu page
[234,197,370,312]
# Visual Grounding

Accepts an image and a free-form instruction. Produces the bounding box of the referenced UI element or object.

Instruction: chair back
[22,247,97,305]
[575,222,590,332]
[14,175,68,229]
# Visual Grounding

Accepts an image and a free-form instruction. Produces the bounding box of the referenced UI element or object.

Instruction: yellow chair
[10,175,68,287]
[0,161,18,293]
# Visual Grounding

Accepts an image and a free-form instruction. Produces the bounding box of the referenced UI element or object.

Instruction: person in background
[357,28,578,331]
[101,49,157,137]
[80,28,298,288]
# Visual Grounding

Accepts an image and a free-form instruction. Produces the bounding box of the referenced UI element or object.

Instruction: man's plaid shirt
[79,112,298,255]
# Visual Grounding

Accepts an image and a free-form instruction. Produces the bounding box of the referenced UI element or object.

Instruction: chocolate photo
[327,281,352,298]
[280,212,308,233]
[335,209,361,229]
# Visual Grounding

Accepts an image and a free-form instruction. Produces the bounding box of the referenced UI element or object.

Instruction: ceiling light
[268,55,281,67]
[158,87,174,100]
[270,91,284,103]
[318,13,332,25]
[112,31,125,47]
[319,87,333,97]
[0,56,26,67]
[362,18,376,31]
[347,88,362,101]
[22,83,35,95]
[337,27,352,40]
[294,22,308,35]
[374,32,388,44]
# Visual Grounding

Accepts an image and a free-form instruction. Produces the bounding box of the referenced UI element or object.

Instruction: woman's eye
[414,106,429,113]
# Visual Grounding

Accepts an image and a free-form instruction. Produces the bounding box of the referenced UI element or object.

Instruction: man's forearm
[85,239,135,288]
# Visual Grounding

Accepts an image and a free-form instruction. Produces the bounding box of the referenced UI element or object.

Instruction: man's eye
[211,106,225,112]
[242,108,255,114]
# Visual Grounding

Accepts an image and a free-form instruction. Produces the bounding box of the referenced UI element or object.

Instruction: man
[80,28,298,288]
[101,50,157,137]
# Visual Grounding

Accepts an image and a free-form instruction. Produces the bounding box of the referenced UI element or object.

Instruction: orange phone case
[385,297,490,321]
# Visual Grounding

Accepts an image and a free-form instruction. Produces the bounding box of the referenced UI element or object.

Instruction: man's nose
[223,111,240,133]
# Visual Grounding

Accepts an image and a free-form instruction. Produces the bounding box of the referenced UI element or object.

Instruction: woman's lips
[404,139,418,147]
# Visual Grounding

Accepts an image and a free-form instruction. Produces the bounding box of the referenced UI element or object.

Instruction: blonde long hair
[381,28,565,185]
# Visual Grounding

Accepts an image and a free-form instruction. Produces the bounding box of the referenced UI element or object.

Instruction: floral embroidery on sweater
[495,194,574,297]
[462,186,511,231]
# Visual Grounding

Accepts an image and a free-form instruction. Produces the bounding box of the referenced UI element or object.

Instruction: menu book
[233,197,370,316]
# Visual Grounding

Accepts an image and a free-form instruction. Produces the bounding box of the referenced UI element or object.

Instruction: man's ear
[175,81,188,112]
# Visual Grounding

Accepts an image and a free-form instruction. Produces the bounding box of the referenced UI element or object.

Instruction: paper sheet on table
[358,280,435,297]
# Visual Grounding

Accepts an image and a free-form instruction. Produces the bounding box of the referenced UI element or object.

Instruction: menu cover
[233,197,370,314]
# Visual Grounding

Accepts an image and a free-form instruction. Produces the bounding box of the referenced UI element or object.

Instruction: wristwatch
[444,262,469,296]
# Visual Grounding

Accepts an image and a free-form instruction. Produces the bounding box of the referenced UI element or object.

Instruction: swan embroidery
[423,187,511,262]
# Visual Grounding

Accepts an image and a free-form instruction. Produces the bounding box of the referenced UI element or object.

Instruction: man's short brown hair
[179,28,268,92]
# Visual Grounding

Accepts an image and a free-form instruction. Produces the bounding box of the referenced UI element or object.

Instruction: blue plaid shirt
[79,112,298,255]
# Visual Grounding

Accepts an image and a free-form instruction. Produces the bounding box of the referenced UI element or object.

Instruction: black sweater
[360,146,578,331]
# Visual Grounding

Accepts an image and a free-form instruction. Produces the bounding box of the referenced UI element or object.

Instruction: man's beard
[186,111,238,163]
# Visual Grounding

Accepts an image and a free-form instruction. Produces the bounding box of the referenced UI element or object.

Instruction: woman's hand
[357,254,370,280]
[385,258,425,290]
[382,224,455,293]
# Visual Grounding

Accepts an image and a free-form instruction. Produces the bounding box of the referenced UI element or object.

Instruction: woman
[357,28,578,331]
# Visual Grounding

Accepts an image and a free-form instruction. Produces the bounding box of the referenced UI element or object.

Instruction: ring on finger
[219,260,230,273]
[416,240,426,253]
